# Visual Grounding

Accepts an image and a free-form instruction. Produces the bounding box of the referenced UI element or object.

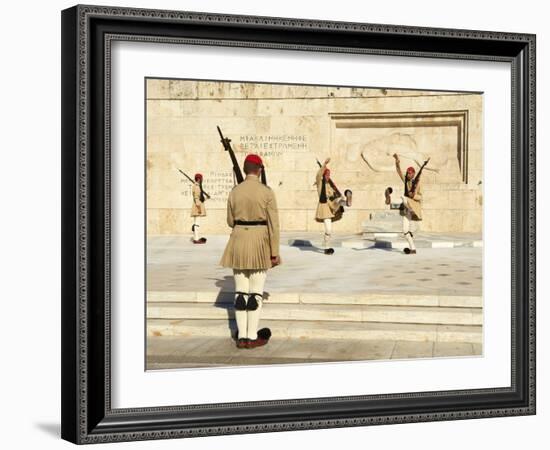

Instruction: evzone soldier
[314,158,352,255]
[190,173,208,244]
[392,153,429,254]
[220,154,281,349]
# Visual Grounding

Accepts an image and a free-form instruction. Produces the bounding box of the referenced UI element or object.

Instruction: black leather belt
[234,220,267,226]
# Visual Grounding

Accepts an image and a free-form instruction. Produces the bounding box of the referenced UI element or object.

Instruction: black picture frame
[61,4,536,444]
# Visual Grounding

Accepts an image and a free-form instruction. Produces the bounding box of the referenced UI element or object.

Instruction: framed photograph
[61,4,536,444]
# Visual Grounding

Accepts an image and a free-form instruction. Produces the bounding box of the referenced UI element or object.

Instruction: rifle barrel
[178,169,194,183]
[411,160,429,193]
[178,169,211,198]
[217,126,244,184]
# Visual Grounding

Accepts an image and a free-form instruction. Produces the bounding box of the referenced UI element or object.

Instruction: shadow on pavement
[214,276,235,338]
[292,244,326,253]
[352,246,400,252]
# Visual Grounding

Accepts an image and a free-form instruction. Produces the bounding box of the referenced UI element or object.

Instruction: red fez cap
[244,154,263,167]
[406,166,416,175]
[194,173,203,181]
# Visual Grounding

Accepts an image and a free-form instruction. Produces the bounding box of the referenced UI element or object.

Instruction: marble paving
[146,336,482,370]
[146,233,482,368]
[147,233,483,296]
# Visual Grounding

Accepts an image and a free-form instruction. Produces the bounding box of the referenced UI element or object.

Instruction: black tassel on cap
[319,178,328,203]
[199,181,206,203]
[260,166,267,185]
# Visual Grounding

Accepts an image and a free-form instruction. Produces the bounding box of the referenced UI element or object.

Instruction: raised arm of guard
[411,157,430,196]
[393,153,405,182]
[316,158,342,198]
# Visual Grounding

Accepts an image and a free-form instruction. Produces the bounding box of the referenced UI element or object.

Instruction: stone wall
[146,79,483,235]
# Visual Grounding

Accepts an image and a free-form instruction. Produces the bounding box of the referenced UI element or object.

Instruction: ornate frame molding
[61,4,536,444]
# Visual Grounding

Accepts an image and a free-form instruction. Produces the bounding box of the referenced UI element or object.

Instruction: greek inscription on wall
[238,135,308,157]
[180,171,234,198]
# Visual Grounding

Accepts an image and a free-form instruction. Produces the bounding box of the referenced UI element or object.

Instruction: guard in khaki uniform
[314,158,352,255]
[220,154,281,349]
[190,173,207,244]
[393,154,426,254]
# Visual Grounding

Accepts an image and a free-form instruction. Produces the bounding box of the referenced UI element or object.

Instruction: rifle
[217,126,244,184]
[410,158,430,196]
[316,159,342,198]
[178,169,211,199]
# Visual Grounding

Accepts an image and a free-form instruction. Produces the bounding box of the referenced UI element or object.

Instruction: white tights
[233,269,267,340]
[323,218,332,248]
[193,216,200,240]
[401,196,416,251]
[322,197,348,248]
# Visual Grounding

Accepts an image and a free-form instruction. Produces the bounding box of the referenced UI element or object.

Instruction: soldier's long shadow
[352,246,398,252]
[297,246,325,254]
[209,276,236,339]
[290,240,325,254]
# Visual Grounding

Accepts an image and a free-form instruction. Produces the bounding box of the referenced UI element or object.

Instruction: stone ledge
[373,238,483,249]
[147,319,482,343]
[147,291,482,307]
[147,302,482,325]
[287,234,483,250]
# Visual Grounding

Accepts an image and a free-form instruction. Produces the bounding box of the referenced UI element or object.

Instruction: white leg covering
[193,217,200,241]
[402,211,416,251]
[233,269,250,340]
[323,218,332,249]
[246,270,267,340]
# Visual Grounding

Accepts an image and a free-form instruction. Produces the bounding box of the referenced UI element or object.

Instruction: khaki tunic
[314,164,343,223]
[397,168,422,221]
[220,174,280,270]
[190,183,206,217]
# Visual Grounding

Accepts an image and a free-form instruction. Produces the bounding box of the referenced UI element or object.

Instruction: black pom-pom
[246,294,260,311]
[235,294,247,311]
[257,328,271,340]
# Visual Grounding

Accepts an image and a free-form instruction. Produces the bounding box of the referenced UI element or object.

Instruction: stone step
[362,232,401,238]
[147,291,482,308]
[373,238,483,249]
[148,318,482,343]
[148,302,482,325]
[362,209,405,233]
[363,210,402,221]
[288,235,483,249]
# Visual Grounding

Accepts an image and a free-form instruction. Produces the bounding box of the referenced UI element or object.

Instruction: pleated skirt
[190,203,206,217]
[220,225,272,270]
[401,198,422,221]
[315,202,343,223]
